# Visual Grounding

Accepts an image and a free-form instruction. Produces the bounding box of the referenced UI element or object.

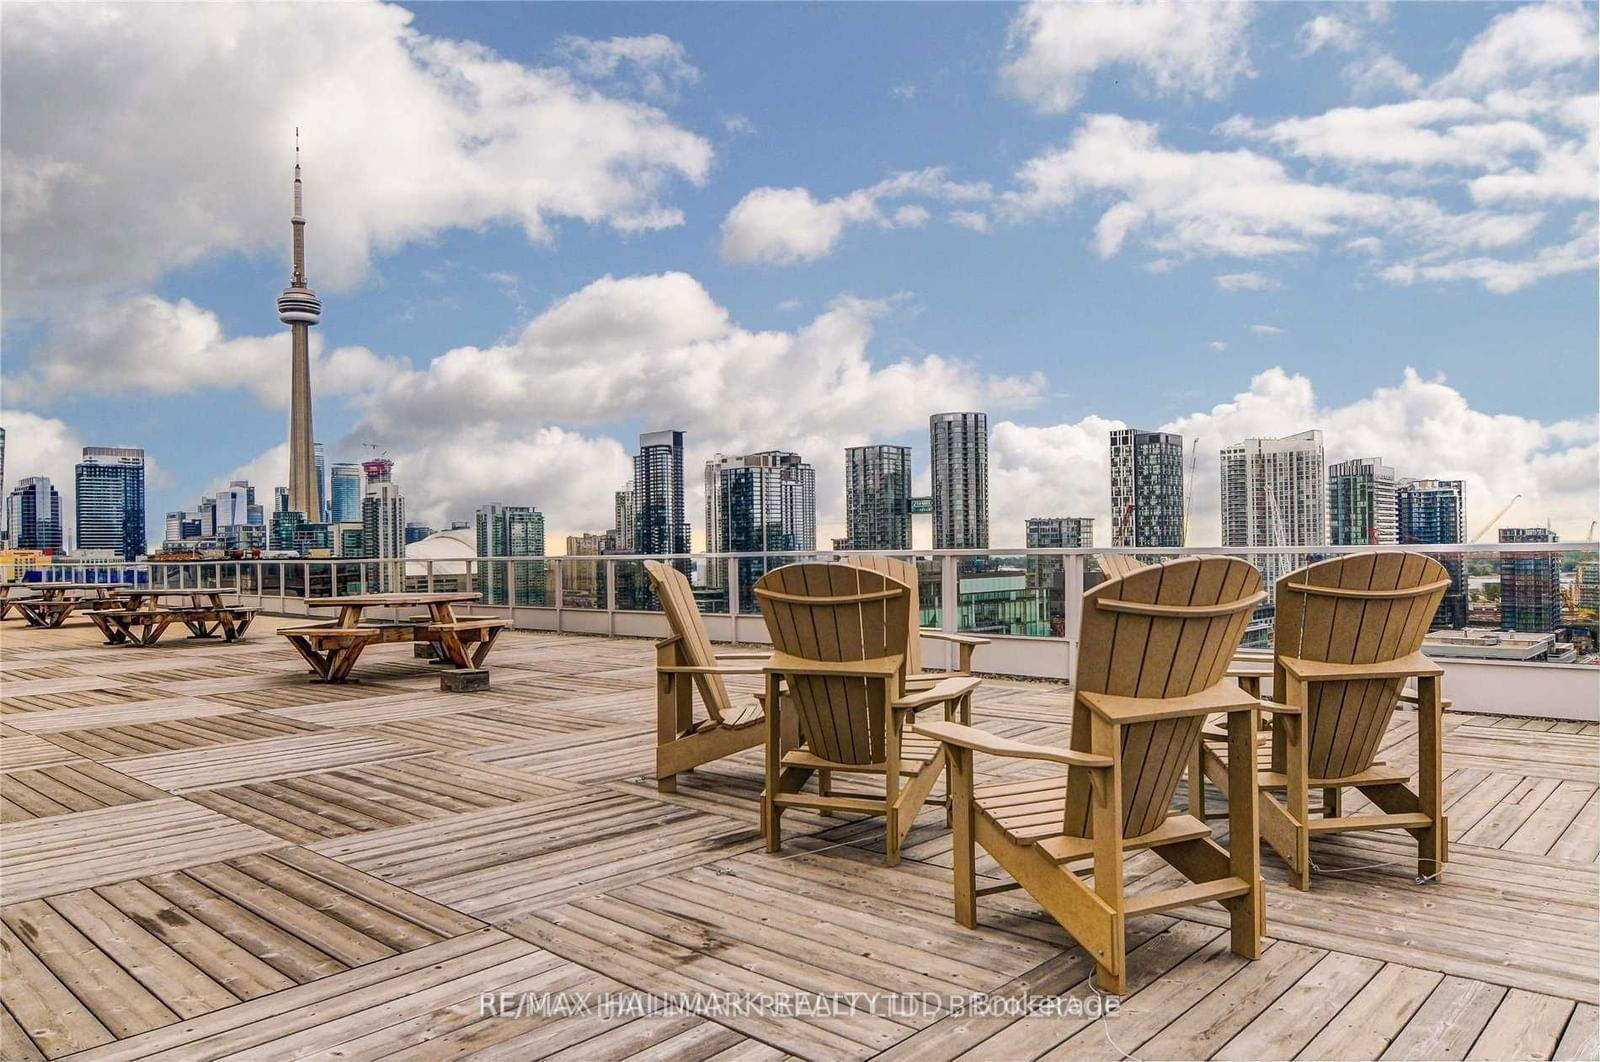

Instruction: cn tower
[278,132,322,519]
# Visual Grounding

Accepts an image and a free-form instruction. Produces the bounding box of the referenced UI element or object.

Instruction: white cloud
[1005,114,1396,259]
[4,295,404,407]
[0,2,712,311]
[890,83,918,100]
[1215,272,1280,292]
[1207,341,1228,352]
[1342,52,1424,97]
[1434,2,1598,96]
[1001,0,1254,114]
[720,113,755,136]
[0,408,83,527]
[988,368,1597,546]
[949,211,992,233]
[558,34,700,102]
[1298,14,1364,57]
[893,204,931,228]
[1249,324,1285,335]
[1380,214,1598,294]
[720,168,990,265]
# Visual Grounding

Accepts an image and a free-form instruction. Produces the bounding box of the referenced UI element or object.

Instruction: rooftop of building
[1,613,1596,1059]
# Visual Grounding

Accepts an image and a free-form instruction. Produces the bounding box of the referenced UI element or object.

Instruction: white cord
[1094,987,1140,1061]
[1312,857,1441,883]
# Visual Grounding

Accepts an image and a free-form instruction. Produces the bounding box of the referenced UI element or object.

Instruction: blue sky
[2,1,1595,548]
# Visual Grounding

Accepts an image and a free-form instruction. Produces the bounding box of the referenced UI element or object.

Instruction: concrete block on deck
[441,668,490,692]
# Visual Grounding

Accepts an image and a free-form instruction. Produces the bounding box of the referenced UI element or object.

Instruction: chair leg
[1089,713,1126,995]
[1416,675,1447,883]
[949,747,976,929]
[817,768,833,817]
[1188,732,1207,818]
[1228,706,1264,959]
[762,672,783,854]
[1323,787,1342,818]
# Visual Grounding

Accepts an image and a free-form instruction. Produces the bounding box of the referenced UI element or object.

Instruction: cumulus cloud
[1249,324,1286,335]
[1001,0,1254,114]
[1433,1,1597,96]
[949,211,992,233]
[988,368,1597,546]
[1380,214,1598,293]
[0,409,84,525]
[0,2,712,311]
[4,295,404,407]
[558,34,700,102]
[720,168,990,265]
[1298,14,1365,57]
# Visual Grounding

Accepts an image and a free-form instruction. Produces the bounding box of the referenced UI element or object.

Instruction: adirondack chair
[915,556,1267,994]
[755,563,981,866]
[1199,551,1452,890]
[839,554,989,683]
[1096,552,1149,581]
[646,561,794,793]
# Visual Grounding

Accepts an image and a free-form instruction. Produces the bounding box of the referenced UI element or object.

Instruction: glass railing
[35,542,1591,668]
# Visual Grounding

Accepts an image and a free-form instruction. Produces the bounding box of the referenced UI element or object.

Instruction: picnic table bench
[84,590,259,646]
[278,592,507,683]
[4,583,131,628]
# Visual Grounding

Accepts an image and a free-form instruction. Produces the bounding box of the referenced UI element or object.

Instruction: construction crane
[1471,493,1521,542]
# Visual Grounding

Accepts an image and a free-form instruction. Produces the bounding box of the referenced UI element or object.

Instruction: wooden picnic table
[6,583,130,628]
[85,589,258,646]
[278,592,507,683]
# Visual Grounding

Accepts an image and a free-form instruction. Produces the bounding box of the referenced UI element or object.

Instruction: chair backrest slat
[840,554,923,675]
[757,562,912,765]
[645,561,733,723]
[1275,551,1449,778]
[1065,556,1263,839]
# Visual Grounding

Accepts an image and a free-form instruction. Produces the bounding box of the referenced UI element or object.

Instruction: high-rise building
[633,430,689,556]
[5,477,62,551]
[273,486,291,514]
[844,444,912,550]
[270,508,305,552]
[313,443,328,523]
[930,412,988,549]
[74,446,146,560]
[1499,527,1560,633]
[1328,457,1398,545]
[404,521,433,545]
[214,481,263,529]
[1398,478,1468,629]
[278,137,323,520]
[1024,517,1093,636]
[329,463,363,523]
[1109,429,1185,547]
[564,532,610,606]
[611,482,636,553]
[476,504,546,606]
[0,426,6,544]
[1219,431,1326,587]
[1576,559,1600,614]
[360,460,405,590]
[1025,516,1094,549]
[707,451,816,608]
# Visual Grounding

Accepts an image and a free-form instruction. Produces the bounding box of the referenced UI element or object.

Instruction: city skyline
[1,2,1595,550]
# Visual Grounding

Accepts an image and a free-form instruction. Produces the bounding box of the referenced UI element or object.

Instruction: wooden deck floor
[1,615,1596,1060]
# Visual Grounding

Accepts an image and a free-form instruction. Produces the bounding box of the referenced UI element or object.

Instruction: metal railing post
[1064,553,1085,684]
[604,559,617,637]
[552,558,563,633]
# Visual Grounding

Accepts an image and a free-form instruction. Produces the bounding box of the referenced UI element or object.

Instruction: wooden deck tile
[0,761,168,823]
[0,734,78,773]
[0,799,282,904]
[36,712,326,760]
[106,733,431,792]
[0,698,244,735]
[187,755,576,843]
[312,788,762,921]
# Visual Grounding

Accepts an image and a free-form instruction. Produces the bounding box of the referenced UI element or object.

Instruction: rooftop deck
[1,616,1596,1060]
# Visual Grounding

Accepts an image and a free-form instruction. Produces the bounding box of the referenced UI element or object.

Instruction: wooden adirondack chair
[838,554,989,682]
[1096,552,1150,581]
[1199,551,1452,890]
[646,560,792,793]
[755,562,981,866]
[915,556,1267,993]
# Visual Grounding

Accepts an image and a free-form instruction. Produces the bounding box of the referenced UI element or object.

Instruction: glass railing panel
[561,558,604,609]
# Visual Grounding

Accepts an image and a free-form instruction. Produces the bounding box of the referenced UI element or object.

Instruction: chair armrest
[923,631,991,647]
[763,651,903,679]
[913,720,1113,769]
[658,665,768,676]
[1396,688,1453,710]
[894,676,981,710]
[1078,682,1261,725]
[1280,650,1442,682]
[1256,697,1302,715]
[1227,661,1272,679]
[715,651,771,660]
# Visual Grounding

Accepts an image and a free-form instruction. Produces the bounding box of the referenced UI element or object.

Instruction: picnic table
[85,589,258,646]
[4,583,130,628]
[278,592,508,683]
